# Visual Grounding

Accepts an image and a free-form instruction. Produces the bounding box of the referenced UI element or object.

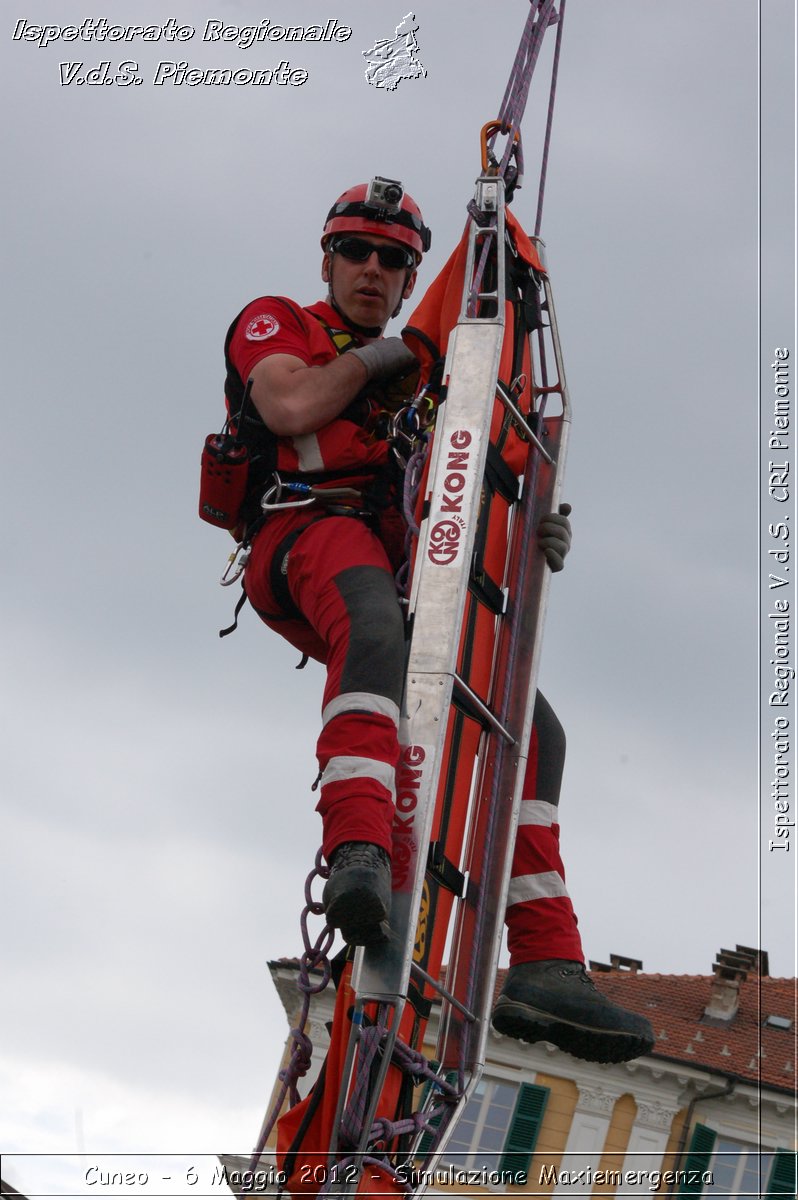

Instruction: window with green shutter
[419,1077,549,1183]
[707,1138,773,1196]
[444,1078,520,1174]
[680,1126,787,1198]
[497,1082,550,1185]
[767,1149,797,1197]
[678,1123,716,1197]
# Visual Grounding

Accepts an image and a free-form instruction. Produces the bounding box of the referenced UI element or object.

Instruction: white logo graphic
[362,12,426,92]
[245,314,280,341]
[426,429,474,568]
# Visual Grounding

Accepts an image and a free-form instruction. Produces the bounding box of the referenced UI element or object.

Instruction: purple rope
[340,1032,463,1157]
[468,0,563,254]
[396,440,429,595]
[494,1,545,125]
[339,1012,390,1147]
[486,0,559,185]
[370,1111,437,1146]
[466,226,500,317]
[534,0,566,235]
[369,1042,462,1155]
[498,0,558,132]
[403,445,427,538]
[311,1047,461,1195]
[250,848,334,1165]
[466,3,563,317]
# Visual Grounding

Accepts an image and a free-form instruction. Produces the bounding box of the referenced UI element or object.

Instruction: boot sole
[492,998,654,1064]
[323,877,391,946]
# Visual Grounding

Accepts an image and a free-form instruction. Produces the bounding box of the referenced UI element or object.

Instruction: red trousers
[245,507,583,965]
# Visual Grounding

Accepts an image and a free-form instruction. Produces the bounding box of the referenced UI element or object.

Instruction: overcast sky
[2,0,795,1182]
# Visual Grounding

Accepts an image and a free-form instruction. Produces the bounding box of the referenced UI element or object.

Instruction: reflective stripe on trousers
[504,695,584,966]
[244,510,406,861]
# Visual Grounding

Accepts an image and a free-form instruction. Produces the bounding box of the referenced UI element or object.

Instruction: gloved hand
[537,503,572,572]
[350,337,419,383]
[373,366,422,414]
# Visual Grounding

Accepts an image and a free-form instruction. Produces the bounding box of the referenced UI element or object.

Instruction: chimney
[702,946,766,1022]
[704,962,746,1021]
[610,953,642,974]
[734,944,769,976]
[588,953,643,974]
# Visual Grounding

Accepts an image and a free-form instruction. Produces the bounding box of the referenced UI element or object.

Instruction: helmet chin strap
[391,284,409,320]
[326,252,413,338]
[328,291,384,339]
[326,251,383,338]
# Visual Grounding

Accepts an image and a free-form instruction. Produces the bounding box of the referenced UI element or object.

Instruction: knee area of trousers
[334,566,406,697]
[335,566,403,639]
[533,691,566,758]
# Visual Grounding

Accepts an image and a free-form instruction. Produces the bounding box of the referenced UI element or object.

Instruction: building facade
[262,945,796,1197]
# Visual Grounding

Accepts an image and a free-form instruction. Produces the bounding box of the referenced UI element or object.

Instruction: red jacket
[225,297,393,521]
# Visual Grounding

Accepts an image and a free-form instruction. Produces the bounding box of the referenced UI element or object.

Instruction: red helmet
[322,178,431,260]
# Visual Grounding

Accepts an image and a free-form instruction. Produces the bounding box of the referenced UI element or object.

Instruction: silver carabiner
[220,543,250,587]
[260,474,316,513]
[261,493,316,513]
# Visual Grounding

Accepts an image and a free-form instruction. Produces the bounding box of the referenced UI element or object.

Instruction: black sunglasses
[330,236,414,271]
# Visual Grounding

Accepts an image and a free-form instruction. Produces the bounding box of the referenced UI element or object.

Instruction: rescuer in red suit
[224,179,653,1062]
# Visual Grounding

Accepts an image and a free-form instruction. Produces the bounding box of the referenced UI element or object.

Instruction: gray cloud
[2,0,791,1170]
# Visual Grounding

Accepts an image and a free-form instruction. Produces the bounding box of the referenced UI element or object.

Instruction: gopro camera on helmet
[365,176,404,215]
[322,179,430,256]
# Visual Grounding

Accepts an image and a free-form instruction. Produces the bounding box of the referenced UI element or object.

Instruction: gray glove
[350,337,419,383]
[537,503,572,572]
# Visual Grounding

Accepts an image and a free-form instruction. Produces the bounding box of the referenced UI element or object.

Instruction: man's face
[322,233,417,331]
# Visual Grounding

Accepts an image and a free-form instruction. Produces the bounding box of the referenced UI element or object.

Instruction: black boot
[322,842,392,946]
[492,960,655,1063]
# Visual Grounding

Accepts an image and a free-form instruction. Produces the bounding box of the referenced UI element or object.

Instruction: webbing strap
[266,520,323,621]
[218,584,247,638]
[485,439,522,503]
[427,842,466,897]
[468,564,506,617]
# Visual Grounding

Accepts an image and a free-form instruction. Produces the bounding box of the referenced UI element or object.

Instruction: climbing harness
[207,301,425,632]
